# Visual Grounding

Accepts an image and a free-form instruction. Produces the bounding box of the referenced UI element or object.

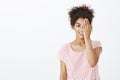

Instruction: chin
[78,35,84,39]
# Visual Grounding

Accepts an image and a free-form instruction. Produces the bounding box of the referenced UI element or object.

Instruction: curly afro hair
[68,4,94,27]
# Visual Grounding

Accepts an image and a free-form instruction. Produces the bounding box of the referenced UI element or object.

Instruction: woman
[58,5,102,80]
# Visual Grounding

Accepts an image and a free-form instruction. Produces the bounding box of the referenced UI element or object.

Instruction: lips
[78,32,83,35]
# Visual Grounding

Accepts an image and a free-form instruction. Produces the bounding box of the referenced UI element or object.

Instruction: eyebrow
[75,23,81,25]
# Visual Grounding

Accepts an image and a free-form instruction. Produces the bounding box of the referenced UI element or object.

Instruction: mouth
[78,32,83,35]
[78,31,84,38]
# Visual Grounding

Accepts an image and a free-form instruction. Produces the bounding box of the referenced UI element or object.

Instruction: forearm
[60,73,67,80]
[85,38,98,67]
[60,60,67,80]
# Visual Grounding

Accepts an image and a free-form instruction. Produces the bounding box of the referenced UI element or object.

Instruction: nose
[78,28,83,32]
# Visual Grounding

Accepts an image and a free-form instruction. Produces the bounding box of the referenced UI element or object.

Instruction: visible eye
[76,24,81,27]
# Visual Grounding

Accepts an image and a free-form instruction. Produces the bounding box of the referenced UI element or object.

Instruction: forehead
[75,18,84,24]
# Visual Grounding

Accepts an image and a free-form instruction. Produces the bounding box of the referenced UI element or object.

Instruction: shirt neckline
[68,42,85,54]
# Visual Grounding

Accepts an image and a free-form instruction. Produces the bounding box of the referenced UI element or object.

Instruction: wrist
[85,38,92,45]
[84,36,91,41]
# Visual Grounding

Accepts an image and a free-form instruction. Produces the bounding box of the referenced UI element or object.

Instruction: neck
[73,37,85,46]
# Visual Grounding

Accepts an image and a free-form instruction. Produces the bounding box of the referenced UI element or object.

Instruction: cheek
[76,27,83,32]
[75,28,80,34]
[76,27,79,31]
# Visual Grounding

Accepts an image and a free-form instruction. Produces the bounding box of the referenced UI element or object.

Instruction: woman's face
[72,18,85,39]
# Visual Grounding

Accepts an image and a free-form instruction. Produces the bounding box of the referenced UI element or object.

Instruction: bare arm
[83,18,102,67]
[85,39,102,67]
[60,60,67,80]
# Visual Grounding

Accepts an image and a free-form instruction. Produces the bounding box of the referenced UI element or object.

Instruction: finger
[84,18,87,24]
[85,19,88,29]
[83,18,89,31]
[86,19,91,29]
[84,25,88,33]
[82,19,85,30]
[86,19,89,24]
[84,19,88,25]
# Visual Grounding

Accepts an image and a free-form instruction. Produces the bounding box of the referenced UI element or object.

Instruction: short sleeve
[92,40,102,48]
[57,45,67,64]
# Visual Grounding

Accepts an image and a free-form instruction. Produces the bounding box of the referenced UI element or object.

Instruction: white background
[0,0,120,80]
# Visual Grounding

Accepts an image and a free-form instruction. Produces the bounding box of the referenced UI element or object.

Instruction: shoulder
[59,42,70,52]
[58,43,70,63]
[58,42,71,55]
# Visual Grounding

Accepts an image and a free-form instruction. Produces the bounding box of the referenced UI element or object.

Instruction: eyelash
[76,25,81,27]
